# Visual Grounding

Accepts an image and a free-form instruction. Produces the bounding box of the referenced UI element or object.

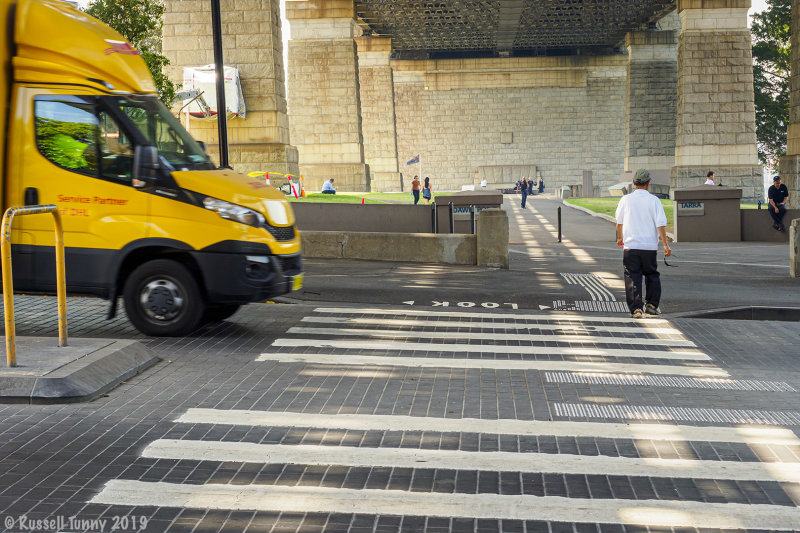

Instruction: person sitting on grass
[321,178,336,195]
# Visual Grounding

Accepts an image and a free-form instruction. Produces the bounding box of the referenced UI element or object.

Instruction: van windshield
[110,95,214,170]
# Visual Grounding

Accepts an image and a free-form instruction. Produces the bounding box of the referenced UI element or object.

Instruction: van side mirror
[132,145,159,188]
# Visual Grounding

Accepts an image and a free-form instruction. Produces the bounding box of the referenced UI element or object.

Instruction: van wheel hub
[140,279,184,321]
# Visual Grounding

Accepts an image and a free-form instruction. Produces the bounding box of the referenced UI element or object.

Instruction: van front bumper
[191,250,303,304]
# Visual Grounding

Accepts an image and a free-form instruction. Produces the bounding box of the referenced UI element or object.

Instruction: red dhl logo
[104,40,140,56]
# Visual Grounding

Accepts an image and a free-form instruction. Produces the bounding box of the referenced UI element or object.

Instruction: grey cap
[633,168,651,185]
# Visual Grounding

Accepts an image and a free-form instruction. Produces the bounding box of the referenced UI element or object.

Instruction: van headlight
[203,197,265,227]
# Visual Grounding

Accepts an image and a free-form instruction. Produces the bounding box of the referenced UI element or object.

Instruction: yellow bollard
[1,205,68,367]
[1,209,17,367]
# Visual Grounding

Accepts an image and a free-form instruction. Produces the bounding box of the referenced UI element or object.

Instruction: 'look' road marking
[174,409,798,446]
[143,439,800,483]
[91,480,800,530]
[271,338,710,362]
[255,352,725,377]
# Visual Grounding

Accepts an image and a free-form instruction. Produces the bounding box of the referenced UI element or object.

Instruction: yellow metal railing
[1,205,68,367]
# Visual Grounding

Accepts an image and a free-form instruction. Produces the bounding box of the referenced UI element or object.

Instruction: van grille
[279,254,302,275]
[265,224,296,241]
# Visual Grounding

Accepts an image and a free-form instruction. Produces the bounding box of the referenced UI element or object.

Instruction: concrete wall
[301,231,477,264]
[741,209,800,242]
[293,203,433,233]
[390,56,628,193]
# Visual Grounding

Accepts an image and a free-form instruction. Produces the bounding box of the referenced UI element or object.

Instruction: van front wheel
[123,259,205,336]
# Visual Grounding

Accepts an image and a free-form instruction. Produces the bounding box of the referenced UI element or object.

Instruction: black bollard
[449,202,455,234]
[470,205,476,235]
[431,202,437,233]
[557,206,562,243]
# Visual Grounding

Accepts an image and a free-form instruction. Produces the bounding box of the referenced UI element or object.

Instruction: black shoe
[644,304,660,317]
[779,224,786,232]
[773,224,781,231]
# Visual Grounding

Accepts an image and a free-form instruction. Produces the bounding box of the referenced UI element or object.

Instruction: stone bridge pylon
[162,0,299,178]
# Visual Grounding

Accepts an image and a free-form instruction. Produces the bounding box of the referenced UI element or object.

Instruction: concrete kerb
[0,338,160,403]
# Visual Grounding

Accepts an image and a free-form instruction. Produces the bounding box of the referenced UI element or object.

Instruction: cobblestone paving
[1,296,800,532]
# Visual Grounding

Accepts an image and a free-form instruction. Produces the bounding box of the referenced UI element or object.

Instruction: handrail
[1,205,68,367]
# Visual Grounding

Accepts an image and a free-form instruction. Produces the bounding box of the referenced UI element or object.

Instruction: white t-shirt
[322,181,335,192]
[615,189,667,251]
[704,179,714,185]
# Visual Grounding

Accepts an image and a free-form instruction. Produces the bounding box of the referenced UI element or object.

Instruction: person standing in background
[411,175,421,204]
[520,177,528,209]
[704,171,715,185]
[422,177,433,204]
[538,176,544,194]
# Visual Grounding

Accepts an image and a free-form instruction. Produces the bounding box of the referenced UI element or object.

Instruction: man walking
[615,169,671,319]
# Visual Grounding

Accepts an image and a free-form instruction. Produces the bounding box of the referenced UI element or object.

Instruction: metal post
[448,202,454,234]
[470,205,476,235]
[430,202,437,233]
[210,0,230,169]
[53,211,67,346]
[1,205,68,367]
[557,206,562,243]
[1,210,16,367]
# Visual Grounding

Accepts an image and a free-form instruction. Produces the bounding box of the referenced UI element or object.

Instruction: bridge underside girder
[355,0,676,56]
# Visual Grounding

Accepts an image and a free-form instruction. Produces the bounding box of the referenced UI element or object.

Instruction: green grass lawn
[286,191,457,204]
[566,198,761,228]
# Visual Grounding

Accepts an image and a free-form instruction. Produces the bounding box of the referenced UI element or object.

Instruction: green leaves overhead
[751,0,790,168]
[84,0,177,105]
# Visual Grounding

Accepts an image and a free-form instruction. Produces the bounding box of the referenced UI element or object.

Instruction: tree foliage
[751,0,791,167]
[84,0,176,104]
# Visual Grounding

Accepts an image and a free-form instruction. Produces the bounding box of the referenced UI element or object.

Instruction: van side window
[34,100,99,176]
[98,112,135,183]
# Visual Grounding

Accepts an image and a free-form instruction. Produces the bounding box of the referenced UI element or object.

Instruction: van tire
[203,304,241,324]
[123,259,205,336]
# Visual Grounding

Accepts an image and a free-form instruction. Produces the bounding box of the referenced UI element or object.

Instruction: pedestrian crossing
[91,305,800,531]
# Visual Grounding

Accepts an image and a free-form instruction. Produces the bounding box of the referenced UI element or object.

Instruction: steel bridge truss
[355,0,676,56]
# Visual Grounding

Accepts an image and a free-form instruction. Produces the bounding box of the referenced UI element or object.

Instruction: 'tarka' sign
[677,201,704,216]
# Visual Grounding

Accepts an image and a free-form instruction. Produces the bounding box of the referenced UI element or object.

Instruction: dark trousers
[413,190,420,204]
[521,190,527,208]
[623,249,661,312]
[770,205,787,225]
[321,190,336,194]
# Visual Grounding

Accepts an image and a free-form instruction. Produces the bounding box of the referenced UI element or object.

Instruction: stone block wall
[625,30,678,173]
[286,3,369,192]
[391,56,627,193]
[356,37,401,192]
[162,0,298,176]
[672,3,761,201]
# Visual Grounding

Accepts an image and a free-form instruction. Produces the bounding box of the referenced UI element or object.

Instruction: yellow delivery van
[0,0,302,335]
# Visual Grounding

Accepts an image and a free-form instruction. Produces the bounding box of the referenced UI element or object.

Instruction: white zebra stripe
[271,338,710,361]
[301,316,684,335]
[255,352,726,377]
[313,307,670,325]
[91,480,800,530]
[174,409,797,446]
[286,327,696,347]
[142,439,800,483]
